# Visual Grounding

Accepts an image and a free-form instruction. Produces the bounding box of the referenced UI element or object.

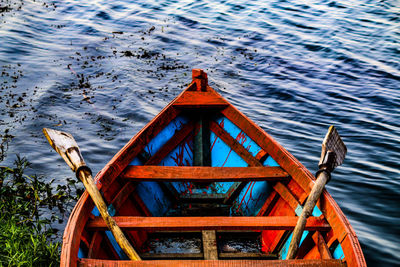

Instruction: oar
[286,125,347,259]
[43,128,141,261]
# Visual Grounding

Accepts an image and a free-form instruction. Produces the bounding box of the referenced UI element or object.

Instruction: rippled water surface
[1,0,399,265]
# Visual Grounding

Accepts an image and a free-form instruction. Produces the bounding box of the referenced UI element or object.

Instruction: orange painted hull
[60,69,365,266]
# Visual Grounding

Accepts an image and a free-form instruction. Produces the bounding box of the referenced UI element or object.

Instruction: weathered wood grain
[209,121,262,167]
[287,171,330,259]
[202,230,218,260]
[121,166,289,182]
[173,91,229,109]
[87,216,330,231]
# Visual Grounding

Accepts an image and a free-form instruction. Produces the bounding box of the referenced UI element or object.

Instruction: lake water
[0,0,399,265]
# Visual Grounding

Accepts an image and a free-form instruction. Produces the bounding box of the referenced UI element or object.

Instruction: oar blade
[319,125,347,170]
[43,128,78,154]
[43,128,86,172]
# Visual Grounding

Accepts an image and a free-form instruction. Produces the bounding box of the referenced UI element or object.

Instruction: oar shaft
[43,128,141,261]
[78,168,141,261]
[286,171,330,259]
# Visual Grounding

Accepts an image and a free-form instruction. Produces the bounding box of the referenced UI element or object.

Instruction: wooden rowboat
[61,69,366,266]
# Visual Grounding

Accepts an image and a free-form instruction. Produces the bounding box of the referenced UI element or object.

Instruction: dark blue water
[1,0,399,265]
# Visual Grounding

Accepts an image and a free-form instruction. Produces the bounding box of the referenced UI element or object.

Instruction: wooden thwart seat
[173,91,229,109]
[120,166,289,182]
[87,216,330,231]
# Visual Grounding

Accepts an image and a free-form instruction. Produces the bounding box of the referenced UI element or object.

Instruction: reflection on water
[0,0,399,265]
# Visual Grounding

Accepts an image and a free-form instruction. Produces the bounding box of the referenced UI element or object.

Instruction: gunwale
[78,259,348,266]
[60,69,366,266]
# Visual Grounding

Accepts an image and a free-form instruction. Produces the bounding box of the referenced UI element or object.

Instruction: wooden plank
[80,230,90,249]
[111,182,137,211]
[121,166,289,182]
[261,198,295,254]
[341,235,363,267]
[103,177,126,205]
[303,245,321,260]
[318,196,349,244]
[130,191,152,217]
[102,233,124,260]
[326,229,337,248]
[88,232,103,259]
[255,149,268,161]
[145,121,195,165]
[313,232,332,259]
[61,192,93,266]
[257,191,279,216]
[317,192,366,267]
[78,258,348,266]
[273,182,300,210]
[223,182,246,204]
[209,121,263,167]
[296,232,317,259]
[157,181,180,201]
[141,120,191,199]
[286,179,308,205]
[173,91,229,109]
[202,230,218,260]
[87,216,330,231]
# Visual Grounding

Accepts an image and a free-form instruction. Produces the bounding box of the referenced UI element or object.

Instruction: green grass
[0,155,81,266]
[0,217,59,266]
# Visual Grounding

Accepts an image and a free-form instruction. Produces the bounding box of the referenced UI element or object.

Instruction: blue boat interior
[131,114,274,217]
[82,113,344,260]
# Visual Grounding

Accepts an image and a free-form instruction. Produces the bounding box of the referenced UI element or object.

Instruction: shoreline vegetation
[0,134,82,266]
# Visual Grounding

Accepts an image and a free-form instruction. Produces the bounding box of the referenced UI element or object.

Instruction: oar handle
[78,168,141,261]
[286,170,330,259]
